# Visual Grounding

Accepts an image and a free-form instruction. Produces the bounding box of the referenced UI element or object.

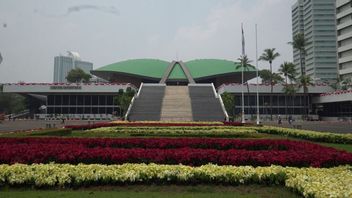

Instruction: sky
[0,0,296,83]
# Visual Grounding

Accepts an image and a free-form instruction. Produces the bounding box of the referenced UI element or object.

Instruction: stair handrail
[211,83,229,121]
[218,93,229,122]
[211,83,218,98]
[136,82,143,98]
[124,83,143,120]
[124,97,135,120]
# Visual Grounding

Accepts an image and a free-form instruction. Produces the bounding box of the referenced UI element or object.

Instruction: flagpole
[241,23,245,124]
[255,24,260,125]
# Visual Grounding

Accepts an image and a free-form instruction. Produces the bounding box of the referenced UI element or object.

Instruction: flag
[241,24,245,56]
[0,52,2,64]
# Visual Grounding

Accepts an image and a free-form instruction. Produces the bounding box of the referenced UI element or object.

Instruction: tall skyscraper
[292,0,305,76]
[53,51,93,83]
[336,0,352,80]
[291,0,338,82]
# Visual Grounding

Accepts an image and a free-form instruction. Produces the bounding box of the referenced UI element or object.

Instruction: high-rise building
[291,0,338,82]
[292,0,305,76]
[336,0,352,80]
[53,51,93,83]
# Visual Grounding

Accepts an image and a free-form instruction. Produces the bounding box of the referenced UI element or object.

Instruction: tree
[221,92,235,118]
[279,62,297,85]
[66,68,91,83]
[283,84,297,117]
[298,75,314,119]
[259,48,280,120]
[279,62,297,117]
[237,55,256,117]
[259,70,284,84]
[259,69,272,84]
[0,92,26,114]
[114,87,136,117]
[289,33,305,76]
[341,77,352,90]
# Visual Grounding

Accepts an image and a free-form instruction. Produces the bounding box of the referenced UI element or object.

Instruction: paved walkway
[0,120,108,133]
[262,121,352,134]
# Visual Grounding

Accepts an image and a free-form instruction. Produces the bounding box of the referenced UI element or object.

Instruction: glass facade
[46,94,118,115]
[232,94,310,116]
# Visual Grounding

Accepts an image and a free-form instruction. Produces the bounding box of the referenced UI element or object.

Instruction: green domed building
[91,59,256,87]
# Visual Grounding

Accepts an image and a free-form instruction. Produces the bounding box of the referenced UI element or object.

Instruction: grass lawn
[0,185,301,198]
[320,143,352,152]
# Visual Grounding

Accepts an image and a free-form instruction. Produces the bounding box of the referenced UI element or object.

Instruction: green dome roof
[93,58,256,80]
[186,59,255,79]
[95,59,169,79]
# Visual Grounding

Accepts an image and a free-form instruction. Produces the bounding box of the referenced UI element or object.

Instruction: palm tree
[283,84,297,117]
[298,75,314,119]
[279,62,297,117]
[342,77,352,90]
[237,55,256,118]
[289,33,305,77]
[279,62,297,85]
[259,48,280,120]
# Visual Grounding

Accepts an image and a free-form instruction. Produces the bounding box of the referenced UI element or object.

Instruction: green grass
[320,143,352,153]
[0,185,301,198]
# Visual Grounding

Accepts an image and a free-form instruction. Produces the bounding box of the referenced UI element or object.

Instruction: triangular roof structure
[159,61,195,84]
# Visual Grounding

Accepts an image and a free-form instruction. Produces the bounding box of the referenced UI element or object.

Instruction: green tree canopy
[114,87,136,117]
[289,33,305,53]
[299,75,314,94]
[259,48,280,65]
[288,33,306,76]
[283,84,297,96]
[279,62,297,84]
[0,92,26,114]
[259,69,283,84]
[66,68,92,83]
[221,92,235,117]
[236,55,255,70]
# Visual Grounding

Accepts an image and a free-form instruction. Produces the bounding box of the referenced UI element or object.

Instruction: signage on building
[50,85,82,90]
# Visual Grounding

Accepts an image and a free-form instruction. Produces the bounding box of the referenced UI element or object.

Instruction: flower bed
[64,121,242,130]
[257,126,352,144]
[0,138,351,167]
[0,163,350,198]
[85,126,256,137]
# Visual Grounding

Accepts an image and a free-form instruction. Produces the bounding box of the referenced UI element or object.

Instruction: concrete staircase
[127,84,227,121]
[160,86,193,121]
[128,84,165,121]
[189,84,227,121]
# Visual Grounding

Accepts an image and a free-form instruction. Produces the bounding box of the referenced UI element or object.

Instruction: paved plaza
[262,121,352,134]
[0,119,108,133]
[0,119,351,134]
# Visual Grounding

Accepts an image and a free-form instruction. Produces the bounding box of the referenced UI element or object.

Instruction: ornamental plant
[257,126,352,144]
[0,138,351,167]
[0,163,351,198]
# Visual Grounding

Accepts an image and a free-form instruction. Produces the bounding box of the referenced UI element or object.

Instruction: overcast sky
[0,0,296,83]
